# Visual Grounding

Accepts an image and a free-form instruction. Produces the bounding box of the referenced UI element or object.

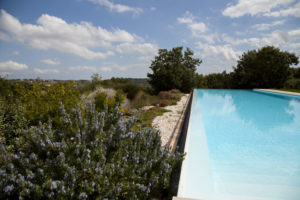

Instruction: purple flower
[4,185,14,193]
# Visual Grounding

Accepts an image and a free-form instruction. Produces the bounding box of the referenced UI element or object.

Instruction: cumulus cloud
[223,30,292,47]
[177,11,208,37]
[222,0,295,18]
[264,1,300,17]
[289,28,300,39]
[196,42,242,61]
[116,42,158,55]
[0,10,144,60]
[0,60,28,71]
[68,66,97,72]
[34,68,59,74]
[100,66,112,72]
[41,59,60,65]
[252,20,285,31]
[89,0,143,15]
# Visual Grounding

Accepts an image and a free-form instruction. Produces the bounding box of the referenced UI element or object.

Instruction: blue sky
[0,0,299,80]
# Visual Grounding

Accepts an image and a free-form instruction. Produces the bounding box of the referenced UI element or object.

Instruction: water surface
[178,89,300,200]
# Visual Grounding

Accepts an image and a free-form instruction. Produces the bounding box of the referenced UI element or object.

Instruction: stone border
[167,93,191,152]
[255,89,300,96]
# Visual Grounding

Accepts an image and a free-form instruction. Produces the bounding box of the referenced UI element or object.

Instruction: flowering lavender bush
[0,103,183,199]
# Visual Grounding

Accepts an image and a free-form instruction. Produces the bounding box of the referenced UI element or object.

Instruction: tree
[232,46,299,89]
[147,47,202,93]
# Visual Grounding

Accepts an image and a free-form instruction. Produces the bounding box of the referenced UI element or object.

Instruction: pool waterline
[178,89,300,200]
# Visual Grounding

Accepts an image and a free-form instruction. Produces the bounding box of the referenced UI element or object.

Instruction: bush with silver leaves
[0,103,183,199]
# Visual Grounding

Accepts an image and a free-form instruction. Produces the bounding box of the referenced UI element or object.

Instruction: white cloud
[177,11,208,37]
[264,1,300,17]
[0,10,142,60]
[116,42,158,55]
[223,30,291,47]
[196,42,242,61]
[41,58,60,65]
[199,33,220,44]
[0,60,28,71]
[288,28,300,39]
[222,0,295,18]
[68,66,97,72]
[100,66,112,72]
[34,68,59,74]
[89,0,143,14]
[188,22,208,34]
[177,11,195,24]
[252,20,285,31]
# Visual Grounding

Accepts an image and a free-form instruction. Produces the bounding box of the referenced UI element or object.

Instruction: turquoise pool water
[178,89,300,200]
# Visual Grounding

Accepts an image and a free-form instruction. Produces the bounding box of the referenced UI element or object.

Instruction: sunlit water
[178,89,300,200]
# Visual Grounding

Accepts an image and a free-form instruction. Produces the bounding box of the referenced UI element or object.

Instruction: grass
[274,88,300,93]
[133,107,169,129]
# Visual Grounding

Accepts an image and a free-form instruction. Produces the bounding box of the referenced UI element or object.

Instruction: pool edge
[177,89,197,198]
[254,89,300,97]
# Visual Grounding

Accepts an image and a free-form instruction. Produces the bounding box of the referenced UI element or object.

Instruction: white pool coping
[255,89,300,96]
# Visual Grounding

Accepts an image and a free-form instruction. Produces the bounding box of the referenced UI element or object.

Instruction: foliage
[130,91,159,109]
[15,81,80,126]
[158,90,182,106]
[114,89,125,106]
[290,67,300,79]
[147,47,202,93]
[202,71,233,89]
[0,101,27,149]
[195,74,208,88]
[77,73,102,94]
[120,82,141,100]
[102,78,143,100]
[283,78,300,90]
[94,90,125,113]
[232,46,299,89]
[0,103,183,199]
[134,107,169,128]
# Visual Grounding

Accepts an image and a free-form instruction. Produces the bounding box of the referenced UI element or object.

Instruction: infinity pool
[178,89,300,200]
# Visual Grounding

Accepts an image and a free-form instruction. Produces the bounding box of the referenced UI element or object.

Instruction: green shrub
[0,101,27,149]
[284,78,300,89]
[94,92,107,112]
[15,81,80,126]
[94,90,125,113]
[0,103,183,199]
[130,91,159,109]
[114,89,125,106]
[120,83,141,100]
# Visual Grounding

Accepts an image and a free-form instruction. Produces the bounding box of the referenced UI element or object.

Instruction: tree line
[147,46,299,92]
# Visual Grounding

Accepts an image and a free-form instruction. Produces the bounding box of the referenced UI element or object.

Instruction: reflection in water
[183,89,300,200]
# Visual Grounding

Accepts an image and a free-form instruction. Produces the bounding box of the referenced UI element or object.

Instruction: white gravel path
[152,94,189,146]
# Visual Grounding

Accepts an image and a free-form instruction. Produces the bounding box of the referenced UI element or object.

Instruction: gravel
[152,94,189,146]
